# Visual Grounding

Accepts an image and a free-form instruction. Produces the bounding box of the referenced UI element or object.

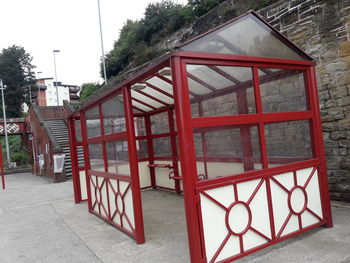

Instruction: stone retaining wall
[257,0,350,201]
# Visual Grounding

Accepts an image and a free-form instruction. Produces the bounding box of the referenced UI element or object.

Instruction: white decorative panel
[89,173,135,236]
[100,179,108,218]
[108,178,135,232]
[198,167,324,262]
[199,178,271,263]
[200,193,228,262]
[90,175,97,213]
[79,170,87,200]
[138,162,151,188]
[121,180,135,232]
[154,161,175,189]
[271,167,323,238]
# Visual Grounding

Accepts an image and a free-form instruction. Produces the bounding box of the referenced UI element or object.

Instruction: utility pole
[36,71,42,105]
[53,50,60,105]
[0,79,10,166]
[97,0,108,85]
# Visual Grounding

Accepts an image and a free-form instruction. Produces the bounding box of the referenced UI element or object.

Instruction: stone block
[281,10,299,27]
[320,109,328,117]
[300,6,323,19]
[326,61,348,77]
[325,99,338,108]
[331,131,347,139]
[338,74,350,86]
[338,119,350,130]
[328,107,344,116]
[299,1,314,11]
[323,132,331,139]
[267,8,278,17]
[337,96,350,106]
[321,115,335,122]
[339,140,350,147]
[329,86,348,99]
[335,114,345,120]
[318,90,330,100]
[290,0,304,8]
[323,122,338,131]
[324,141,339,147]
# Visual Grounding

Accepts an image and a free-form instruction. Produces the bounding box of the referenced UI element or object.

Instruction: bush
[0,136,31,167]
[11,151,30,167]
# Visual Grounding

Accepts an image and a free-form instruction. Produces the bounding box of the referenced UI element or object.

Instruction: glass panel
[85,106,101,138]
[89,143,104,171]
[260,69,307,113]
[187,64,256,117]
[131,90,164,109]
[137,139,148,159]
[143,85,174,105]
[147,76,173,95]
[193,125,261,180]
[106,141,130,175]
[153,137,171,157]
[74,120,82,142]
[265,120,313,167]
[132,100,153,112]
[151,112,169,134]
[77,146,84,168]
[101,95,126,134]
[180,13,308,61]
[135,117,146,137]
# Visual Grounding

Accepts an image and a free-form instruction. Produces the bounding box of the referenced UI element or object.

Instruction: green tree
[102,0,226,80]
[0,45,36,117]
[80,83,101,100]
[142,1,186,44]
[104,20,141,79]
[187,0,225,18]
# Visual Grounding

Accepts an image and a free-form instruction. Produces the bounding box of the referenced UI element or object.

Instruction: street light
[36,71,42,105]
[53,50,60,106]
[97,0,107,85]
[0,79,10,166]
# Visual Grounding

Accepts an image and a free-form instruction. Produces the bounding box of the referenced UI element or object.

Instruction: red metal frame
[69,38,332,262]
[173,54,332,262]
[0,143,5,190]
[68,118,81,203]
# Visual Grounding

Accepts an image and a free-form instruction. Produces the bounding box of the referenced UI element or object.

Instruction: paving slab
[0,172,349,263]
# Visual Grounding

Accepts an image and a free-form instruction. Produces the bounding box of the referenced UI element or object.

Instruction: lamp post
[0,79,10,166]
[53,50,60,106]
[97,0,107,85]
[36,71,42,105]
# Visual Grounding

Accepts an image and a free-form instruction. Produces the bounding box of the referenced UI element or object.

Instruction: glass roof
[179,13,311,61]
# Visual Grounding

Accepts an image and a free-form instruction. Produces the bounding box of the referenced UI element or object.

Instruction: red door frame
[78,89,145,244]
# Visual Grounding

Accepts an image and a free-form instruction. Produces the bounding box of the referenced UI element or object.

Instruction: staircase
[45,119,83,178]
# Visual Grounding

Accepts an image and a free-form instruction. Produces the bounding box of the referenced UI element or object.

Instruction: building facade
[35,78,80,106]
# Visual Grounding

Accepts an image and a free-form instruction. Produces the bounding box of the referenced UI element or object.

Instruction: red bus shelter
[68,11,332,263]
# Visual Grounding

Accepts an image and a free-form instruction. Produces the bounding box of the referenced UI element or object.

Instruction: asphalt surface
[0,172,349,263]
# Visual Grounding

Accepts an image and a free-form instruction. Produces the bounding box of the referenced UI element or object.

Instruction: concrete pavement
[0,172,349,263]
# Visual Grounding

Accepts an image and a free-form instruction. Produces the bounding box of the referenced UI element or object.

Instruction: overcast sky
[0,0,187,86]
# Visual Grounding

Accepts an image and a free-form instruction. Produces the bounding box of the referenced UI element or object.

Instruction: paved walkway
[0,172,349,263]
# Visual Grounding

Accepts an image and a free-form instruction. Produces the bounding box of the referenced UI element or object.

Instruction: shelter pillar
[309,67,333,227]
[123,86,145,244]
[68,118,81,204]
[171,56,203,262]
